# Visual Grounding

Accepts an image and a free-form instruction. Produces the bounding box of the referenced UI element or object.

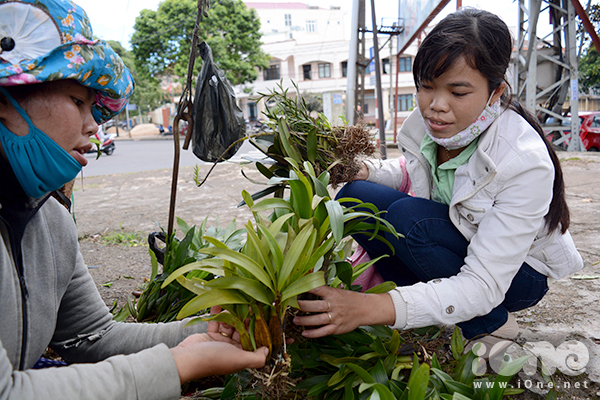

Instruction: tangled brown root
[249,351,296,399]
[328,124,377,187]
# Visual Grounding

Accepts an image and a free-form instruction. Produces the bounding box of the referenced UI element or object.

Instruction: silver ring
[327,312,332,324]
[326,300,331,311]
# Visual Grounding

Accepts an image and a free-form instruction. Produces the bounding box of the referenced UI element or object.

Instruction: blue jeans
[337,180,549,339]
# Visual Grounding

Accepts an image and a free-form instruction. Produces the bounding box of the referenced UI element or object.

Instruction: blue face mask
[0,87,82,198]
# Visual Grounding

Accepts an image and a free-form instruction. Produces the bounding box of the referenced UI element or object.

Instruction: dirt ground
[73,148,600,399]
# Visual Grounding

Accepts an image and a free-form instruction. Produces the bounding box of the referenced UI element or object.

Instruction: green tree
[130,0,270,85]
[106,40,163,119]
[580,47,600,93]
[577,2,600,93]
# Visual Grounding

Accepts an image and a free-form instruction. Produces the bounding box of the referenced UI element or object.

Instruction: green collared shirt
[420,135,479,205]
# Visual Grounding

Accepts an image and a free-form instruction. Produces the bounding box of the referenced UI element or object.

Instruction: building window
[303,64,312,80]
[264,63,280,81]
[341,61,347,77]
[285,14,291,27]
[398,57,411,72]
[382,58,390,74]
[306,20,316,33]
[395,94,413,111]
[318,63,331,78]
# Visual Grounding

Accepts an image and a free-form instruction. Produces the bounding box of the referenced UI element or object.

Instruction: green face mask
[0,87,81,198]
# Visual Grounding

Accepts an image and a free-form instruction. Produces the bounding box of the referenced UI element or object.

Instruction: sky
[75,0,521,50]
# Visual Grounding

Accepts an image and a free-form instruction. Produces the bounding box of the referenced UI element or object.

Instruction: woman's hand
[170,306,268,384]
[293,286,396,339]
[352,162,369,181]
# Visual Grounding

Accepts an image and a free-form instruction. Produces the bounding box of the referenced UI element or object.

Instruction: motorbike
[88,132,116,156]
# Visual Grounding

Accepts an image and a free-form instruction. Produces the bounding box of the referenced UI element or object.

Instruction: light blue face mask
[0,87,82,198]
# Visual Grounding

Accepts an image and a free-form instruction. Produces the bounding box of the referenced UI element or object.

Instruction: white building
[238,1,419,133]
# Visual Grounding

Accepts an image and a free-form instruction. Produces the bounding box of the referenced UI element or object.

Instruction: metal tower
[516,0,584,151]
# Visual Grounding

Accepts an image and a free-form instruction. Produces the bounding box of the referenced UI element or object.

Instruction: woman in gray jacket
[295,8,583,361]
[0,0,266,398]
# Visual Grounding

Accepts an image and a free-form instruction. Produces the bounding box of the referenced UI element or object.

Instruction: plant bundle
[133,218,244,323]
[164,161,397,397]
[248,82,377,190]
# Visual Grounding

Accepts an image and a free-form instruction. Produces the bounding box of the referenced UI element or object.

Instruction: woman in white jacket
[295,8,583,356]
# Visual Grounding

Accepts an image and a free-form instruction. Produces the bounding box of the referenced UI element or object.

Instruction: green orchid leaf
[257,224,285,269]
[284,156,300,171]
[450,393,474,400]
[318,170,331,187]
[199,247,274,291]
[407,363,430,400]
[250,198,295,213]
[200,312,247,335]
[202,236,231,250]
[451,326,465,361]
[335,260,353,289]
[345,363,375,384]
[307,126,317,164]
[278,224,315,291]
[489,356,530,400]
[358,383,396,400]
[288,175,312,219]
[237,185,283,207]
[443,380,475,398]
[148,247,159,283]
[351,255,389,282]
[244,221,276,282]
[206,276,274,305]
[175,276,209,296]
[280,271,325,302]
[267,212,295,237]
[305,236,335,271]
[325,199,344,244]
[177,288,249,319]
[255,161,275,179]
[431,367,453,383]
[365,281,397,294]
[277,117,302,163]
[309,170,330,198]
[161,259,224,288]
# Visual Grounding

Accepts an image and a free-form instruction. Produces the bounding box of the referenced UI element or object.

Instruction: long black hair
[412,8,569,234]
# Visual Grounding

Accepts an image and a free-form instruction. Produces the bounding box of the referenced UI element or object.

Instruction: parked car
[544,116,571,150]
[543,112,600,152]
[105,119,127,130]
[579,111,600,152]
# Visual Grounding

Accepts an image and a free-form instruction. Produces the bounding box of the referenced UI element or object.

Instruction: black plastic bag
[191,41,246,162]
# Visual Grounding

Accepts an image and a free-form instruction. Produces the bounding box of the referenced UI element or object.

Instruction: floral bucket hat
[0,0,134,123]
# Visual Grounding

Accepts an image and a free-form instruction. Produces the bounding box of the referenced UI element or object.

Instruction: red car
[544,112,600,152]
[579,111,600,152]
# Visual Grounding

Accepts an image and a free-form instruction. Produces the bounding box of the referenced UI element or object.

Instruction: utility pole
[346,0,366,125]
[370,0,386,158]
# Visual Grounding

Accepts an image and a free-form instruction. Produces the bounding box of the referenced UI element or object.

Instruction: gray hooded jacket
[0,187,205,400]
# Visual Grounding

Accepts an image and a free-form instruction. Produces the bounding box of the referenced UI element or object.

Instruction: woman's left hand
[293,286,396,339]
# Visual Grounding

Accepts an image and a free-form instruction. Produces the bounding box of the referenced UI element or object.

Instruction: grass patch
[101,230,147,247]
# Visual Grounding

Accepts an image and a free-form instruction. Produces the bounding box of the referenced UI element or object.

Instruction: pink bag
[351,157,411,292]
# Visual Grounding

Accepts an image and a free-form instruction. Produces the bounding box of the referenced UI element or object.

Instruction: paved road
[81,138,266,177]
